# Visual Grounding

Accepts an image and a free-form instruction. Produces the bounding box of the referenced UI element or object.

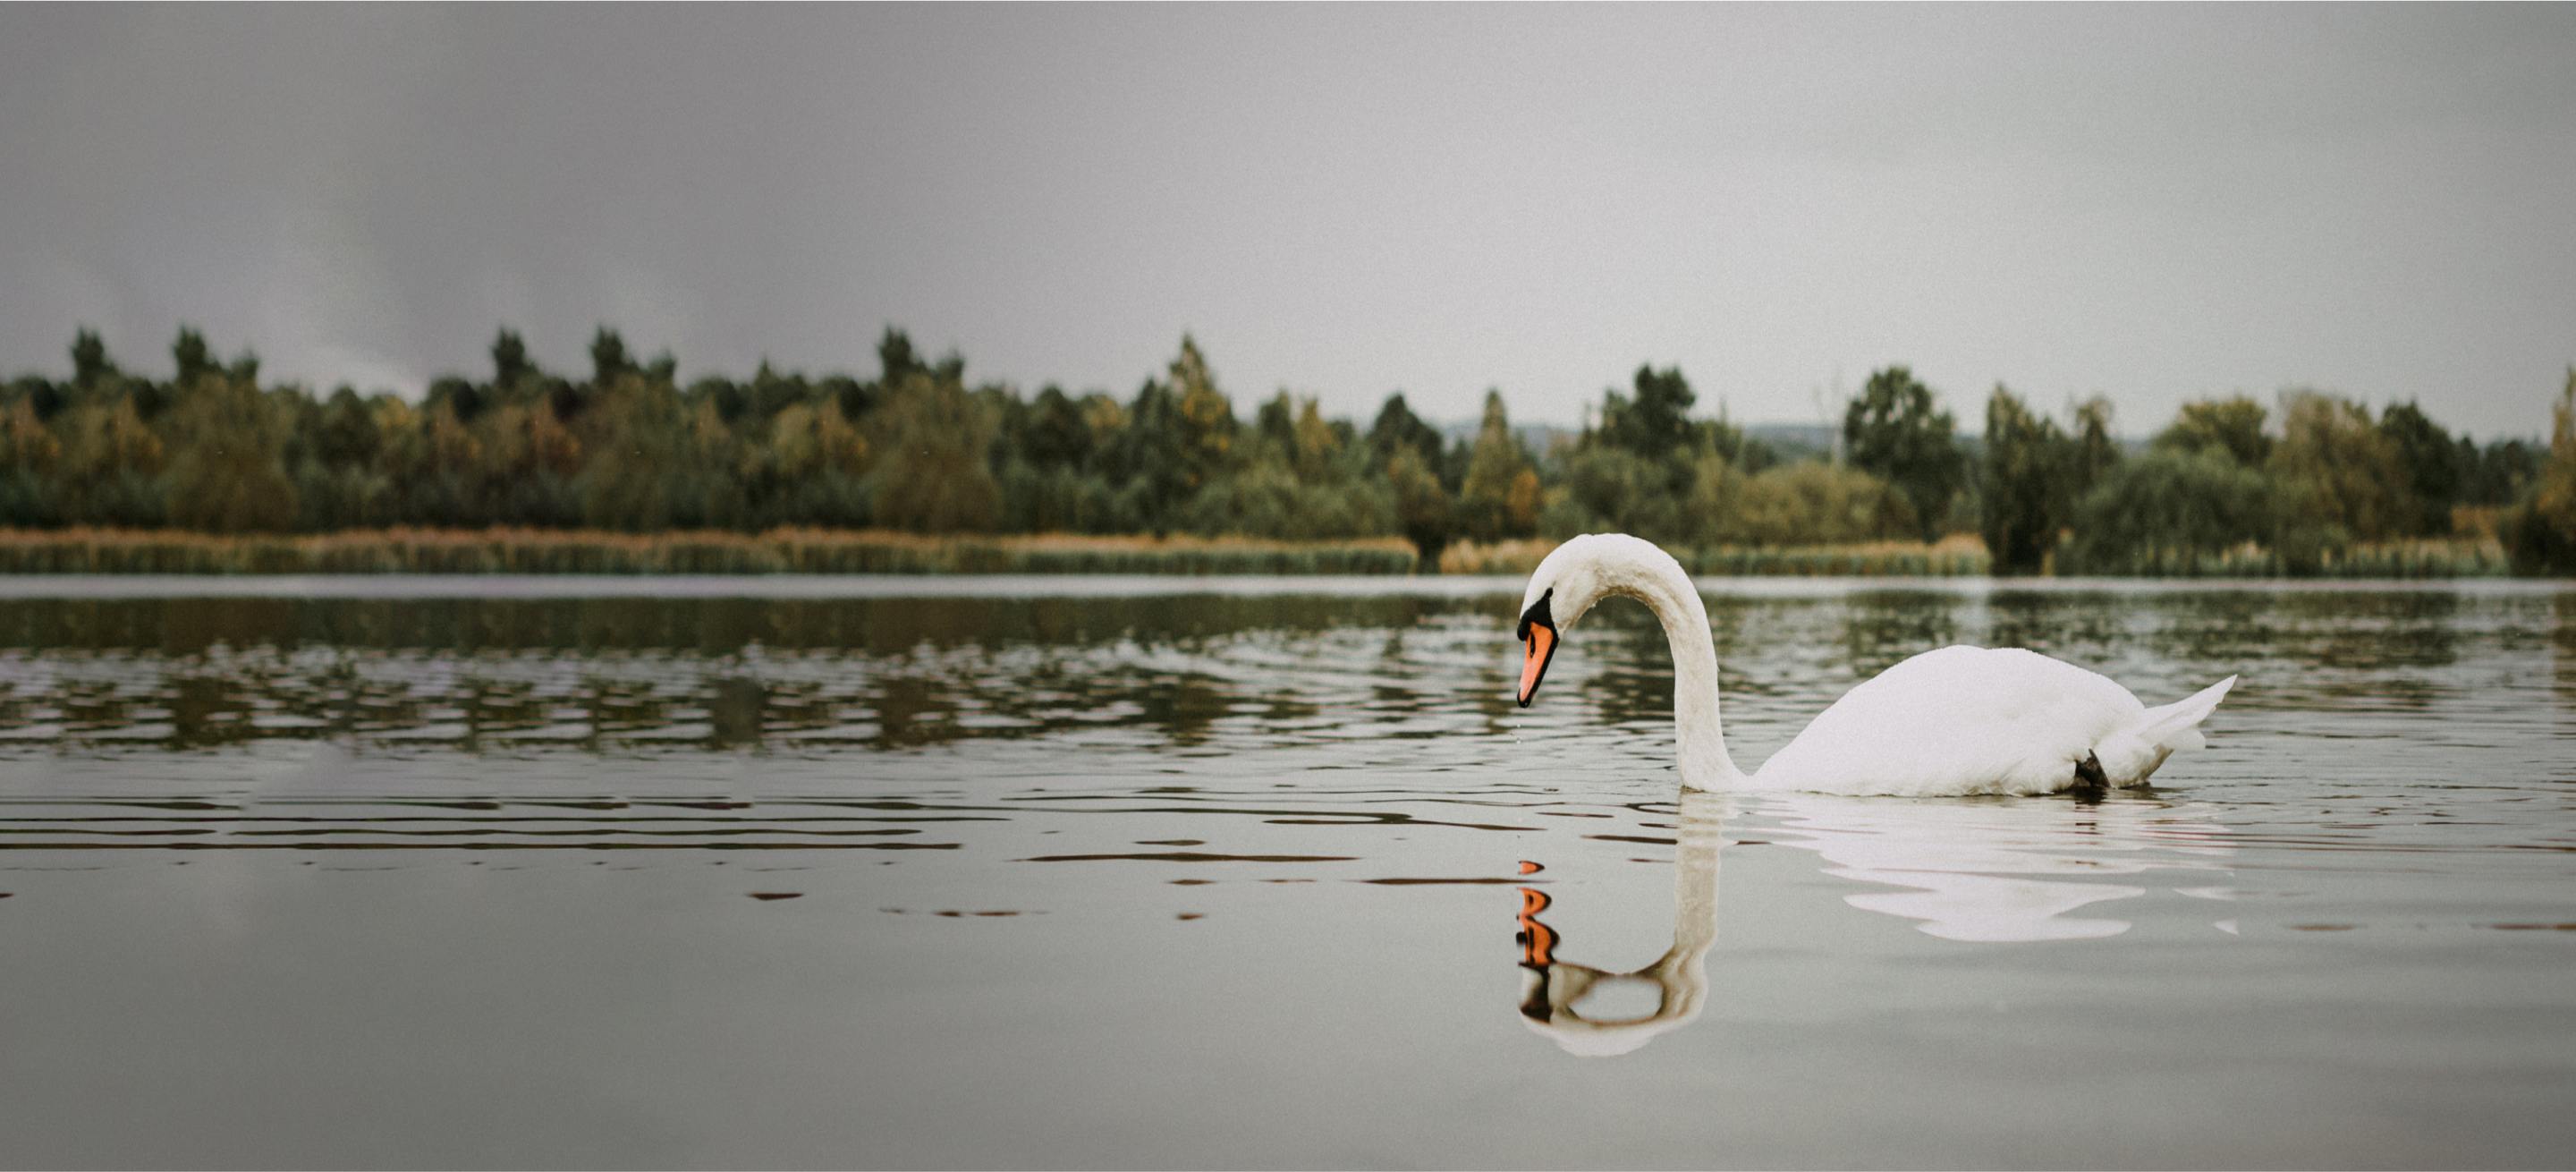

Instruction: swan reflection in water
[1517,792,1727,1058]
[1764,789,2239,943]
[1514,790,2235,1056]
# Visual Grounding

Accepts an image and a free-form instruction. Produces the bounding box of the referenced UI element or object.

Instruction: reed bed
[1439,535,1992,577]
[2058,538,2513,579]
[1445,535,2518,579]
[0,529,1425,576]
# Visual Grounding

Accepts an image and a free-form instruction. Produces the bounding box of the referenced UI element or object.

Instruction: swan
[1513,533,2237,796]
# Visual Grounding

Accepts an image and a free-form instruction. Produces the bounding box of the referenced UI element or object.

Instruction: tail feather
[2093,675,2236,786]
[2130,674,2237,752]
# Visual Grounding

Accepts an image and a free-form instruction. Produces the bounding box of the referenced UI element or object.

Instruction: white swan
[1513,533,2237,796]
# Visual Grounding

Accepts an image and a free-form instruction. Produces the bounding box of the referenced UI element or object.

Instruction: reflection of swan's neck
[1665,796,1724,973]
[1615,550,1741,790]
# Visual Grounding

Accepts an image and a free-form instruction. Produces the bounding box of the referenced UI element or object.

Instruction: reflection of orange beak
[1517,623,1557,707]
[1517,886,1555,966]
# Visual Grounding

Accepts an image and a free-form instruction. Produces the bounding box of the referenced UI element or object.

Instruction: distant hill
[1436,420,1580,453]
[1743,422,1838,462]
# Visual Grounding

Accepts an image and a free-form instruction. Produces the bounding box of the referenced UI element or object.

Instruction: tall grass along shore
[0,529,1421,576]
[1441,534,2511,578]
[1437,536,1993,577]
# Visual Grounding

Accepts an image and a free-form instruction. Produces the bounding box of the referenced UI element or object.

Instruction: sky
[2,4,2571,437]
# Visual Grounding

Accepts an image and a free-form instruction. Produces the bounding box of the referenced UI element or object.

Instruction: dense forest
[3,325,2572,574]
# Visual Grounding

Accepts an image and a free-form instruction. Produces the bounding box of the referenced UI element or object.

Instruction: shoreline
[0,527,2529,581]
[0,573,2563,601]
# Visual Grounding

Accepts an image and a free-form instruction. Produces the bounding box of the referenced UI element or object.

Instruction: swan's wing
[1750,646,2148,796]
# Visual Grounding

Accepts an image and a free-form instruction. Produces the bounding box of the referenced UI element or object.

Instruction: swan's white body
[1518,534,2236,797]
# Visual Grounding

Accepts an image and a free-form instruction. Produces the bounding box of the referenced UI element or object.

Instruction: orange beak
[1518,622,1557,707]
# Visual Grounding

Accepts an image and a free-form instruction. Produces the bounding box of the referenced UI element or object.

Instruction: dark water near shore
[3,577,2572,1168]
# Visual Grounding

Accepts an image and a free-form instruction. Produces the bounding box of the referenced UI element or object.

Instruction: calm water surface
[3,577,2573,1168]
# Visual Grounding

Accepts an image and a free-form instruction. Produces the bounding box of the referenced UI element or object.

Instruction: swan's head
[1515,533,1665,707]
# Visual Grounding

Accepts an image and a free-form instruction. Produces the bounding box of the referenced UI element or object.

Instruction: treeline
[2,324,2572,574]
[1528,361,2563,574]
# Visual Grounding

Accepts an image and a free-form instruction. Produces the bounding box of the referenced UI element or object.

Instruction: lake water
[2,577,2572,1168]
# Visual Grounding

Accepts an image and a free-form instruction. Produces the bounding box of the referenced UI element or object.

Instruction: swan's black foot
[2072,752,2108,789]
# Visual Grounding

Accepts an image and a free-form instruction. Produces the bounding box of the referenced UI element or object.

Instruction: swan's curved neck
[1606,549,1741,790]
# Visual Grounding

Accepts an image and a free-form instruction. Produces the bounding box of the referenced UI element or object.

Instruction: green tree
[1166,335,1237,484]
[572,370,684,531]
[1111,379,1190,537]
[1290,398,1340,483]
[1253,392,1296,452]
[70,328,115,392]
[588,327,633,386]
[2464,438,2543,507]
[1456,390,1536,543]
[51,395,164,526]
[1386,444,1452,565]
[876,327,925,386]
[171,326,216,389]
[490,328,534,388]
[287,386,400,530]
[1021,386,1093,471]
[1602,364,1697,459]
[868,369,1001,533]
[1979,386,2077,574]
[162,372,298,531]
[1367,392,1444,466]
[0,395,62,525]
[2267,389,2415,571]
[1724,462,1917,547]
[2156,396,2272,466]
[758,399,869,528]
[2500,368,2576,573]
[1843,366,1964,541]
[2062,448,2271,573]
[2377,400,2465,536]
[1682,453,1745,546]
[2070,395,2119,497]
[427,375,486,424]
[746,360,810,420]
[1543,446,1692,545]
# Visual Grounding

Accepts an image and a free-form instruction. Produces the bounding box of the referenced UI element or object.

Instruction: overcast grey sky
[3,4,2571,436]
